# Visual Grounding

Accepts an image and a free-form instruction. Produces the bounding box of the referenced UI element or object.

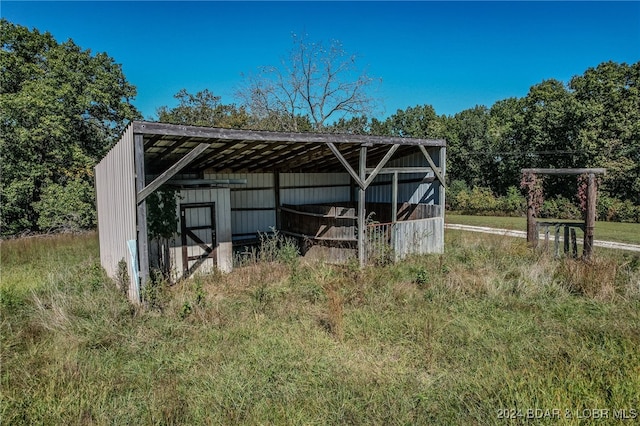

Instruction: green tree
[0,19,140,235]
[381,104,446,139]
[444,105,494,188]
[156,88,249,128]
[519,79,582,199]
[570,61,640,203]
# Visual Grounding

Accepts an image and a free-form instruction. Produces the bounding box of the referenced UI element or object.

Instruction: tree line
[2,20,638,236]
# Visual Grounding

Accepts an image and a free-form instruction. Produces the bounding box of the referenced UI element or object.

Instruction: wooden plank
[274,172,281,231]
[391,172,398,224]
[134,133,149,302]
[419,145,446,186]
[280,206,357,219]
[280,230,357,242]
[189,140,249,171]
[358,146,367,267]
[137,142,209,203]
[438,146,447,249]
[583,173,596,259]
[364,144,399,188]
[133,121,447,147]
[247,143,314,172]
[364,167,432,174]
[327,142,366,189]
[521,168,607,175]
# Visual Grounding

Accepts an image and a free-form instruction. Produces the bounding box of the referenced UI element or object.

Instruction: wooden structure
[521,168,606,259]
[96,122,446,303]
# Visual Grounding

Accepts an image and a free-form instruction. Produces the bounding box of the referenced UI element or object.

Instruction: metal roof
[133,121,446,175]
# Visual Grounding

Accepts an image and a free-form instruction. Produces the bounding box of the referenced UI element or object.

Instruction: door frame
[180,202,217,276]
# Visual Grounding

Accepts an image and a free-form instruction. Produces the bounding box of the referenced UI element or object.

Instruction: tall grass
[1,231,639,424]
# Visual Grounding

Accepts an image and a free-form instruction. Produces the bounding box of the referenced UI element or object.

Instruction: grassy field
[447,214,640,245]
[1,231,639,425]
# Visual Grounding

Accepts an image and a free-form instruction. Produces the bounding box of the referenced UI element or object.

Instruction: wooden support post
[358,146,367,267]
[544,224,549,251]
[391,172,398,224]
[554,224,561,258]
[583,173,596,260]
[391,171,398,262]
[137,143,209,203]
[274,172,281,231]
[439,146,446,220]
[571,228,578,258]
[563,225,570,255]
[526,190,538,247]
[134,133,149,303]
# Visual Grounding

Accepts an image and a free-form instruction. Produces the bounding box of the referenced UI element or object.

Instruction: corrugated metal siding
[201,171,351,239]
[169,188,232,280]
[393,217,444,258]
[280,173,351,205]
[204,172,276,237]
[366,152,440,205]
[95,124,138,300]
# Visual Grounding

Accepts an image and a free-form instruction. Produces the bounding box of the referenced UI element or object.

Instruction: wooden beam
[358,146,367,267]
[190,140,247,171]
[439,146,446,220]
[364,144,399,188]
[391,171,399,263]
[392,171,398,224]
[133,121,446,147]
[134,133,149,303]
[419,145,446,186]
[365,167,432,174]
[274,172,281,231]
[327,142,365,189]
[583,173,597,259]
[137,142,209,204]
[521,168,607,176]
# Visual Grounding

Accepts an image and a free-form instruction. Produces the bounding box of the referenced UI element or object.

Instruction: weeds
[142,269,168,311]
[2,231,639,424]
[115,258,129,296]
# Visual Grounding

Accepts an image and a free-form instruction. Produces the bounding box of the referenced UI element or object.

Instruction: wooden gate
[180,203,216,276]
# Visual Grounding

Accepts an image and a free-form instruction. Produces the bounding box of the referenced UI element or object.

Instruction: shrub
[539,196,581,220]
[466,186,499,214]
[598,194,640,223]
[447,180,469,211]
[498,186,525,216]
[34,178,96,232]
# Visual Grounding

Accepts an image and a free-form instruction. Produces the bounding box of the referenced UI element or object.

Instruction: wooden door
[180,203,216,276]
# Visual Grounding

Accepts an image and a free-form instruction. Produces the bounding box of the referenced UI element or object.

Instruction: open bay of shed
[95,122,447,303]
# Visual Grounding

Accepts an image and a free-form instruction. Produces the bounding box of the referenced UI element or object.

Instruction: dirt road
[445,223,640,253]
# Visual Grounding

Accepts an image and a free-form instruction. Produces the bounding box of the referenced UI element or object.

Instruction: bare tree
[238,33,381,132]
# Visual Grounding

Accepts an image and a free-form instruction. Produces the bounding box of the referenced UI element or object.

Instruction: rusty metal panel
[95,124,138,301]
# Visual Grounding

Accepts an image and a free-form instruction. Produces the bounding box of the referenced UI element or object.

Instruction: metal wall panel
[168,187,232,280]
[280,173,351,205]
[392,217,444,258]
[366,151,442,205]
[203,172,276,237]
[95,124,138,301]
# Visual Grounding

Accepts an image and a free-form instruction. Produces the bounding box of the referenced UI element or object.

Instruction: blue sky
[3,1,639,120]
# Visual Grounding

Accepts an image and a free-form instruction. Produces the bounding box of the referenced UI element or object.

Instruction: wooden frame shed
[95,121,446,303]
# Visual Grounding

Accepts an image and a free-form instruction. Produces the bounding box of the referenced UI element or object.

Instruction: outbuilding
[95,121,446,303]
